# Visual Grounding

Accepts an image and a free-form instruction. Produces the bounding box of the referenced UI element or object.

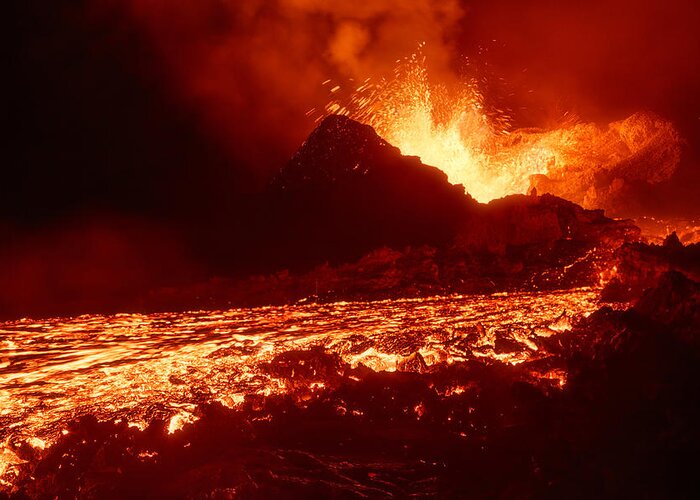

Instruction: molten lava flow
[323,49,681,204]
[324,50,511,202]
[0,289,599,487]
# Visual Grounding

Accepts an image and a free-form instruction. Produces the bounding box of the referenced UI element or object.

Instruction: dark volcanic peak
[272,114,463,194]
[263,115,474,268]
[274,115,396,188]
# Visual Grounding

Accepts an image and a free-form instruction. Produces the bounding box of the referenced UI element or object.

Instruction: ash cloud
[105,0,465,178]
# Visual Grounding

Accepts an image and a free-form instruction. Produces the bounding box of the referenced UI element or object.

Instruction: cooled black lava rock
[262,115,476,268]
[272,115,467,196]
[602,232,700,302]
[635,270,700,329]
[144,120,641,309]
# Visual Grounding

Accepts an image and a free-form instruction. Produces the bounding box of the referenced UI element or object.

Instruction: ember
[323,50,682,205]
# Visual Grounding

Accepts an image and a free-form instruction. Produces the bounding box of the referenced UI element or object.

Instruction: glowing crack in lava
[0,289,598,486]
[323,50,681,203]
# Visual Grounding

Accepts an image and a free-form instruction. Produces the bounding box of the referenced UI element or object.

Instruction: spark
[319,48,676,203]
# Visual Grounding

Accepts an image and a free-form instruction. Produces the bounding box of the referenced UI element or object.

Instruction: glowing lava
[323,49,681,203]
[0,289,599,486]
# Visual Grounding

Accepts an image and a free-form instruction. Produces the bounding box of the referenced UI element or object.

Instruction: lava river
[0,288,600,490]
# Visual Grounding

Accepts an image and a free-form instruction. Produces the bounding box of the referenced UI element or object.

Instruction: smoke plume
[96,0,464,176]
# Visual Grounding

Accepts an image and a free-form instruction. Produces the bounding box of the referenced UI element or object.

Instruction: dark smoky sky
[7,0,699,223]
[461,0,700,131]
[3,0,699,317]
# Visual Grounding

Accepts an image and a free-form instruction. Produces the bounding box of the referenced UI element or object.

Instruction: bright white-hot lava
[322,48,680,203]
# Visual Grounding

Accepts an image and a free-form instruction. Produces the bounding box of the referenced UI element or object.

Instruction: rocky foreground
[4,266,699,498]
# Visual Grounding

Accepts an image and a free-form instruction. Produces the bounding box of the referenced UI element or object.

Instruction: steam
[282,0,464,77]
[329,22,371,75]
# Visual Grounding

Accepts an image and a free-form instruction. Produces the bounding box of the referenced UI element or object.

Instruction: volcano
[6,1,700,496]
[3,112,700,499]
[264,114,474,266]
[128,116,641,311]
